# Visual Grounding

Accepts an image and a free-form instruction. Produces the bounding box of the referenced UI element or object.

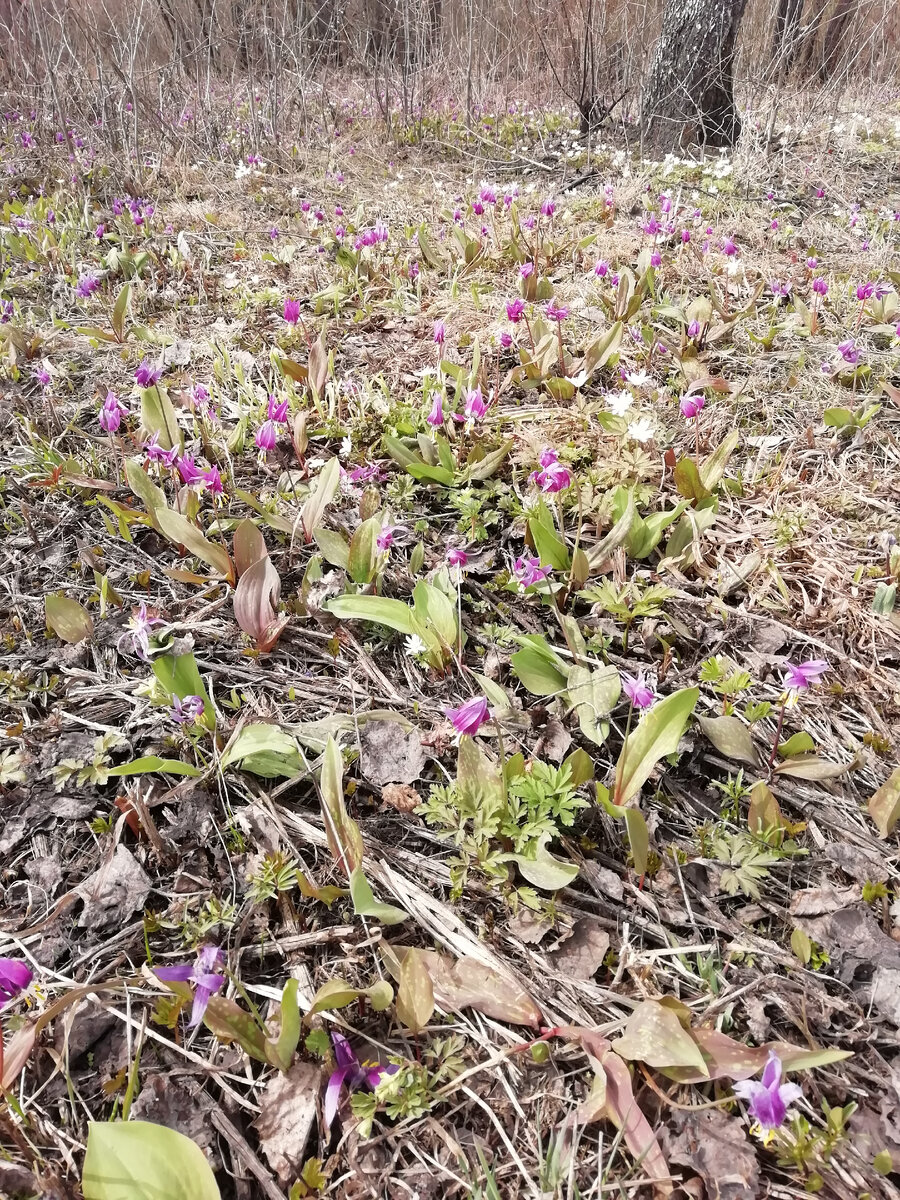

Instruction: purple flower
[75,272,100,298]
[837,338,859,365]
[543,302,568,322]
[255,420,277,453]
[426,393,445,428]
[135,360,162,388]
[641,217,661,236]
[530,458,571,493]
[538,448,558,468]
[472,200,484,217]
[99,390,126,433]
[659,193,672,214]
[500,331,513,348]
[376,524,400,552]
[540,198,556,218]
[856,282,874,301]
[687,319,701,339]
[479,185,497,205]
[433,319,446,346]
[455,387,487,423]
[95,223,105,239]
[650,251,662,268]
[681,230,691,243]
[283,297,300,324]
[142,434,177,467]
[267,395,289,423]
[513,556,550,588]
[782,659,829,694]
[519,262,534,279]
[621,672,654,709]
[325,1032,397,1128]
[770,280,791,298]
[201,466,223,495]
[445,695,491,736]
[0,958,33,1008]
[170,694,205,725]
[733,1052,802,1131]
[33,366,51,389]
[155,944,225,1027]
[118,602,164,661]
[806,256,817,270]
[811,277,828,296]
[594,260,609,277]
[680,393,705,419]
[720,236,738,257]
[176,455,204,485]
[506,298,525,324]
[446,547,468,568]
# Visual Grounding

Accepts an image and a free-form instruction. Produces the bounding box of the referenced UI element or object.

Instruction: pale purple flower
[0,958,33,1008]
[720,236,738,257]
[514,556,550,588]
[118,602,164,661]
[376,525,399,552]
[687,319,701,338]
[325,1032,397,1128]
[33,366,51,389]
[155,944,225,1027]
[544,302,568,322]
[455,387,487,423]
[433,319,446,347]
[519,262,534,279]
[99,390,126,432]
[594,260,609,277]
[445,695,490,735]
[479,185,497,205]
[267,395,289,423]
[680,393,705,419]
[142,434,177,467]
[650,251,662,268]
[170,694,205,725]
[642,217,661,236]
[770,280,791,298]
[659,193,672,214]
[837,338,859,365]
[621,672,654,709]
[782,659,829,694]
[811,277,828,296]
[201,466,223,495]
[283,297,300,324]
[176,455,204,485]
[733,1052,802,1131]
[540,198,556,218]
[134,360,162,388]
[806,256,817,270]
[506,298,525,324]
[446,547,468,567]
[75,272,100,298]
[255,420,277,453]
[538,448,558,468]
[426,393,445,428]
[531,460,571,493]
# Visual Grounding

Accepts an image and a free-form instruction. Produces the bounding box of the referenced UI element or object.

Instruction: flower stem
[766,697,787,775]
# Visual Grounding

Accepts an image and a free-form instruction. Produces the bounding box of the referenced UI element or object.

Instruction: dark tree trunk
[641,0,748,152]
[771,0,804,71]
[819,0,857,79]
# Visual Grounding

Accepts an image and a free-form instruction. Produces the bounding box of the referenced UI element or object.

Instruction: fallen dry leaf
[359,720,425,786]
[254,1061,321,1183]
[385,946,542,1027]
[533,717,572,762]
[548,919,610,980]
[380,782,420,813]
[77,845,152,929]
[662,1107,759,1200]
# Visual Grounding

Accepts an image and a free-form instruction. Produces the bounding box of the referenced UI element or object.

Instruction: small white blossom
[606,390,633,417]
[628,416,655,443]
[404,634,428,658]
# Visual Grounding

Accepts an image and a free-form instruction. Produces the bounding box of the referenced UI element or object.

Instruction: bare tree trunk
[771,0,804,71]
[820,0,857,79]
[641,0,748,153]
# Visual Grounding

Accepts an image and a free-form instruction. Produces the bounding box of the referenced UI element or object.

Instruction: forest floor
[1,100,900,1200]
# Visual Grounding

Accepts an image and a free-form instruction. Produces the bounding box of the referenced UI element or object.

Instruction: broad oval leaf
[232,518,267,577]
[45,593,93,643]
[82,1120,220,1200]
[510,646,569,696]
[156,509,234,582]
[696,715,759,768]
[774,754,854,780]
[613,1000,708,1074]
[614,687,699,807]
[220,723,302,778]
[327,594,419,638]
[869,767,900,839]
[349,866,407,925]
[234,556,281,645]
[508,839,579,891]
[139,385,183,453]
[300,456,340,541]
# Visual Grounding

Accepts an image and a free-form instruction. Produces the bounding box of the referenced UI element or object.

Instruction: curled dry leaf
[254,1063,321,1184]
[381,782,420,813]
[359,720,425,786]
[662,1107,759,1200]
[868,766,900,839]
[548,919,610,980]
[384,946,542,1027]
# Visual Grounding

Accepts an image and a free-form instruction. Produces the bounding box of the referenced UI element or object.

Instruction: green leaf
[107,757,202,778]
[111,283,131,342]
[510,645,569,696]
[508,838,579,890]
[407,461,455,485]
[778,731,815,757]
[412,581,458,650]
[45,593,93,643]
[313,527,350,570]
[348,516,381,585]
[82,1120,220,1200]
[300,457,340,541]
[664,501,717,564]
[614,687,699,807]
[614,1000,708,1074]
[395,946,435,1033]
[567,664,621,745]
[696,715,759,767]
[267,979,300,1071]
[349,867,407,925]
[319,736,363,877]
[673,457,710,503]
[219,724,302,778]
[465,438,514,482]
[156,509,234,581]
[326,594,419,637]
[202,995,269,1062]
[457,735,504,815]
[585,491,635,571]
[623,809,649,875]
[564,747,594,787]
[773,754,854,780]
[823,407,857,428]
[234,489,294,534]
[527,516,569,571]
[790,927,812,964]
[139,385,182,453]
[699,430,739,492]
[305,977,394,1019]
[125,459,168,529]
[868,767,900,838]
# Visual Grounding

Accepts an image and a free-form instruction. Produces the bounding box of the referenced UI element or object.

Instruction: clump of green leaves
[774,1100,857,1187]
[350,1035,465,1137]
[51,731,126,790]
[700,655,753,715]
[702,827,806,900]
[247,852,301,903]
[579,579,674,651]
